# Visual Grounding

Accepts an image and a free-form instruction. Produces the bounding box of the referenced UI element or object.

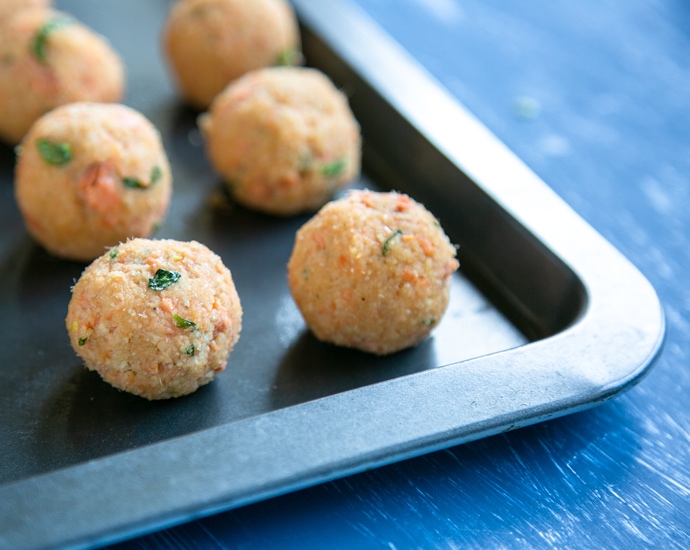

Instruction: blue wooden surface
[110,0,690,548]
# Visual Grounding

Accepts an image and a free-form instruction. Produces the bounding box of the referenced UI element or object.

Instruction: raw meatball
[66,238,243,400]
[200,67,361,216]
[15,102,172,262]
[0,7,124,144]
[163,0,301,109]
[0,0,51,23]
[287,190,459,355]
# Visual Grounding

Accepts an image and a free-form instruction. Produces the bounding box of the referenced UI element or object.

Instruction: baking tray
[0,0,665,548]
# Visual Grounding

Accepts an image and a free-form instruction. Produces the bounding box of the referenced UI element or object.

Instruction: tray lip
[0,0,665,548]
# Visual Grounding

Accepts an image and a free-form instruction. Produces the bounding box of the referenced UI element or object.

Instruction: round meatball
[0,0,51,23]
[163,0,301,109]
[287,190,459,355]
[66,238,243,400]
[200,67,361,216]
[0,7,124,144]
[15,102,172,262]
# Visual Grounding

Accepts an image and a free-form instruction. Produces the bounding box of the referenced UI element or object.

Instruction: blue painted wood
[109,0,690,548]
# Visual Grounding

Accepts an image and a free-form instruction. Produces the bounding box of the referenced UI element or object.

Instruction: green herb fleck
[275,48,302,66]
[149,269,181,291]
[30,15,74,64]
[124,166,162,189]
[185,343,195,356]
[150,165,162,185]
[382,229,403,256]
[36,138,72,166]
[173,314,196,330]
[322,158,346,178]
[421,319,437,327]
[122,176,146,189]
[78,336,88,346]
[109,247,118,259]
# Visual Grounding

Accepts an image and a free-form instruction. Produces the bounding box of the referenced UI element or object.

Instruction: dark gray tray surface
[0,1,664,548]
[0,1,524,487]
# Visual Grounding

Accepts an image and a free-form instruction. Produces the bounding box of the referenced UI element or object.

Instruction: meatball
[15,102,172,262]
[66,238,243,400]
[287,190,459,355]
[163,0,301,110]
[200,67,361,216]
[0,7,124,144]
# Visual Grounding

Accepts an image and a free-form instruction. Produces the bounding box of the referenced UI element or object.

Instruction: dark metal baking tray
[0,0,664,548]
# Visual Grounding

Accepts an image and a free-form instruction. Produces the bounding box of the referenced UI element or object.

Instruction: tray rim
[0,0,665,548]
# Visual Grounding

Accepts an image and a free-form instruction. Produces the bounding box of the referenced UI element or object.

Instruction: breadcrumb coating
[163,0,301,109]
[200,66,361,216]
[0,7,124,143]
[66,238,243,400]
[15,102,172,261]
[287,190,458,355]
